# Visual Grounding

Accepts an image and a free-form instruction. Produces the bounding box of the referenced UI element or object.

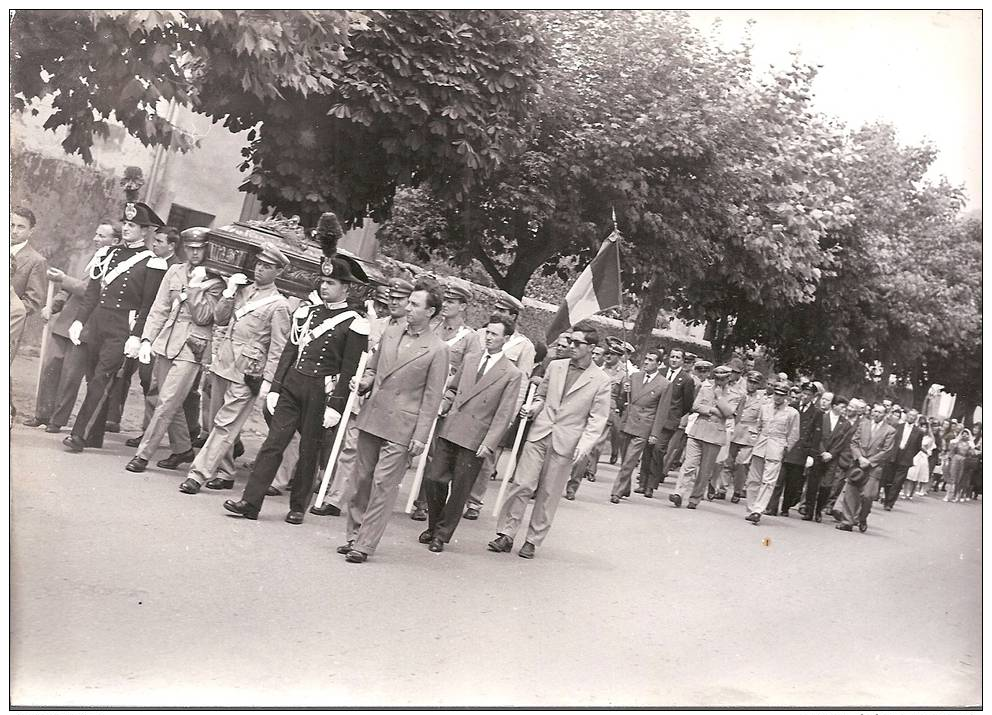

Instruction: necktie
[667,370,673,381]
[476,354,489,381]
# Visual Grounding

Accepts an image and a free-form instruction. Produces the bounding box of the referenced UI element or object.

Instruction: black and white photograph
[7,8,982,708]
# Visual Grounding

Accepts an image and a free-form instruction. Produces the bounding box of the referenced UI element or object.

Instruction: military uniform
[65,232,168,449]
[183,248,291,491]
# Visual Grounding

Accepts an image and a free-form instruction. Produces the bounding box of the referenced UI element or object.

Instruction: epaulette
[349,316,370,336]
[147,256,169,270]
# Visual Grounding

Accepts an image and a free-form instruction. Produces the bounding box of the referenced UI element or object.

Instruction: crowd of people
[11,205,983,562]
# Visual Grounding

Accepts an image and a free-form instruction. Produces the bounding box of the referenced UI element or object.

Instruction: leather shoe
[463,507,480,520]
[157,449,195,470]
[730,492,741,504]
[487,534,513,552]
[336,541,354,555]
[428,537,444,553]
[564,492,576,501]
[814,512,822,523]
[609,454,618,465]
[634,486,645,494]
[829,509,843,522]
[763,509,777,517]
[883,505,892,511]
[835,523,853,532]
[858,521,868,533]
[801,514,814,522]
[781,508,790,517]
[45,424,62,433]
[345,549,367,563]
[179,478,201,494]
[745,512,760,524]
[125,456,148,473]
[418,529,434,544]
[23,416,47,427]
[586,474,596,483]
[285,511,304,525]
[266,486,281,496]
[686,502,697,510]
[125,434,143,448]
[668,493,682,508]
[191,433,207,449]
[233,439,245,459]
[62,434,85,452]
[310,504,341,517]
[712,490,726,501]
[223,499,259,520]
[518,541,536,559]
[644,489,654,499]
[410,508,428,522]
[610,495,620,504]
[105,421,121,433]
[206,477,235,490]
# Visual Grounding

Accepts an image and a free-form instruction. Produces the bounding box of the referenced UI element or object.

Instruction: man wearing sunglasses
[488,326,611,559]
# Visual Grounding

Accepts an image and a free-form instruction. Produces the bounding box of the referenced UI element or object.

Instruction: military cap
[180,226,210,248]
[727,357,745,373]
[443,277,473,303]
[684,352,698,362]
[605,336,625,356]
[746,370,765,383]
[373,283,390,303]
[386,277,415,298]
[494,291,524,314]
[693,359,713,370]
[122,201,164,228]
[256,241,290,268]
[802,381,820,394]
[773,382,791,395]
[318,254,367,284]
[622,341,635,354]
[712,365,733,377]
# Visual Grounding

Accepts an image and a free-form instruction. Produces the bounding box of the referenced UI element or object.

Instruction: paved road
[8,357,982,707]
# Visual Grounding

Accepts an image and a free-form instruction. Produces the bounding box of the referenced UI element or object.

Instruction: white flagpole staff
[34,280,56,406]
[404,410,440,514]
[314,350,369,508]
[492,382,538,517]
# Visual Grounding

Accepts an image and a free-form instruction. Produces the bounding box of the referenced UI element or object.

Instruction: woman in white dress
[902,419,934,499]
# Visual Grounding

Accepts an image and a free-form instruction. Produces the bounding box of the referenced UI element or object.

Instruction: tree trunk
[630,270,666,353]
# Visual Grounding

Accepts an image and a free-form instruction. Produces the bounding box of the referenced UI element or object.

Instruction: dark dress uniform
[240,300,369,514]
[65,243,168,447]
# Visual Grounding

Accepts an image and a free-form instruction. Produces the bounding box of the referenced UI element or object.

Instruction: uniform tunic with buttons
[141,263,224,363]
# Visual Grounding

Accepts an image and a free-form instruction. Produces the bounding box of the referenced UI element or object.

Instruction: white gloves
[258,379,271,399]
[123,335,141,358]
[324,375,336,393]
[188,266,208,287]
[323,407,341,429]
[265,391,280,414]
[46,267,66,282]
[138,340,153,365]
[68,320,83,346]
[805,456,814,468]
[223,272,249,298]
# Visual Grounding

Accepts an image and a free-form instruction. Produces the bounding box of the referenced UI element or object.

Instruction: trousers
[745,455,784,516]
[424,437,485,542]
[50,342,91,428]
[345,430,412,555]
[610,433,650,498]
[673,437,722,506]
[769,461,806,513]
[187,374,257,484]
[69,308,130,445]
[495,435,572,548]
[838,471,882,527]
[135,356,199,459]
[34,333,72,421]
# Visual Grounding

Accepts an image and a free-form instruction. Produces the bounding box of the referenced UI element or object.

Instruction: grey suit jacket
[527,359,612,457]
[356,323,449,446]
[438,351,523,452]
[11,243,48,314]
[620,371,671,439]
[850,419,897,478]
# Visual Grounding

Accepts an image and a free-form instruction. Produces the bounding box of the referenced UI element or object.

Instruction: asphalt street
[8,355,983,708]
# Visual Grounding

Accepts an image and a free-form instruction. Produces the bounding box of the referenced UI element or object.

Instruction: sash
[101,249,153,288]
[297,310,359,360]
[443,324,472,347]
[503,333,530,364]
[235,292,283,321]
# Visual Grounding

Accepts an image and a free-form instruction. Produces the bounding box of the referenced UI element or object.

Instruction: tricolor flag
[546,230,622,342]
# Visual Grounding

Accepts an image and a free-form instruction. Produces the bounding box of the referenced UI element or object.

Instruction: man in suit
[180,242,292,494]
[639,348,695,493]
[834,403,897,533]
[420,314,522,551]
[802,394,854,521]
[487,325,611,559]
[24,222,120,428]
[601,348,670,502]
[336,281,449,563]
[463,291,536,520]
[224,254,370,523]
[881,407,924,510]
[125,230,225,472]
[62,202,168,452]
[767,381,823,517]
[743,382,801,524]
[714,370,766,503]
[10,206,48,318]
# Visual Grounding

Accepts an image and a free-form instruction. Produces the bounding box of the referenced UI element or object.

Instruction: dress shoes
[206,477,235,490]
[668,493,682,508]
[233,439,245,459]
[828,509,843,523]
[644,489,654,499]
[487,534,513,553]
[157,449,195,470]
[190,433,207,449]
[125,456,148,473]
[223,499,259,520]
[45,423,63,433]
[858,521,868,533]
[835,523,853,532]
[814,512,822,523]
[564,492,576,501]
[609,495,620,504]
[428,537,444,553]
[882,505,892,511]
[730,492,742,504]
[22,416,48,428]
[179,478,201,494]
[763,509,777,517]
[634,486,645,494]
[285,511,304,525]
[410,507,428,522]
[585,473,596,483]
[609,454,618,465]
[310,504,341,517]
[798,504,808,516]
[518,541,536,559]
[125,434,144,448]
[781,508,790,517]
[418,529,434,544]
[105,421,121,433]
[686,502,697,510]
[336,541,355,555]
[801,514,814,522]
[745,512,760,524]
[345,549,367,564]
[266,486,281,496]
[62,434,85,452]
[711,490,727,501]
[463,507,480,521]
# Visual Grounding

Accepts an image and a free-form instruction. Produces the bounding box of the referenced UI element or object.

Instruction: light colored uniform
[745,400,800,516]
[672,380,742,506]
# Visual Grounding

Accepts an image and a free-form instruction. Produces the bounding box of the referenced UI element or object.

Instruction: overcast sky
[686,9,982,211]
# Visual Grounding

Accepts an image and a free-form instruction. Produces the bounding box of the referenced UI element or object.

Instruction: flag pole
[612,208,631,383]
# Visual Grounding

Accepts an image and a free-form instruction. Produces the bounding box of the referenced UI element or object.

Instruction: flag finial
[611,206,617,230]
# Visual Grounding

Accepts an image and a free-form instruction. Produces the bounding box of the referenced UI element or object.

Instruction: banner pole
[314,350,368,507]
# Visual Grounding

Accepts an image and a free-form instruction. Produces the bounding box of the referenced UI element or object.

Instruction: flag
[546,230,622,342]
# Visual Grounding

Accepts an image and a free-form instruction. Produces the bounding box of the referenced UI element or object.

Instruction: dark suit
[604,370,670,499]
[644,366,695,489]
[802,411,853,519]
[881,423,924,508]
[425,351,522,542]
[769,401,822,514]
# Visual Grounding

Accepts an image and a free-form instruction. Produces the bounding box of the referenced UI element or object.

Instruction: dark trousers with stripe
[69,308,129,446]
